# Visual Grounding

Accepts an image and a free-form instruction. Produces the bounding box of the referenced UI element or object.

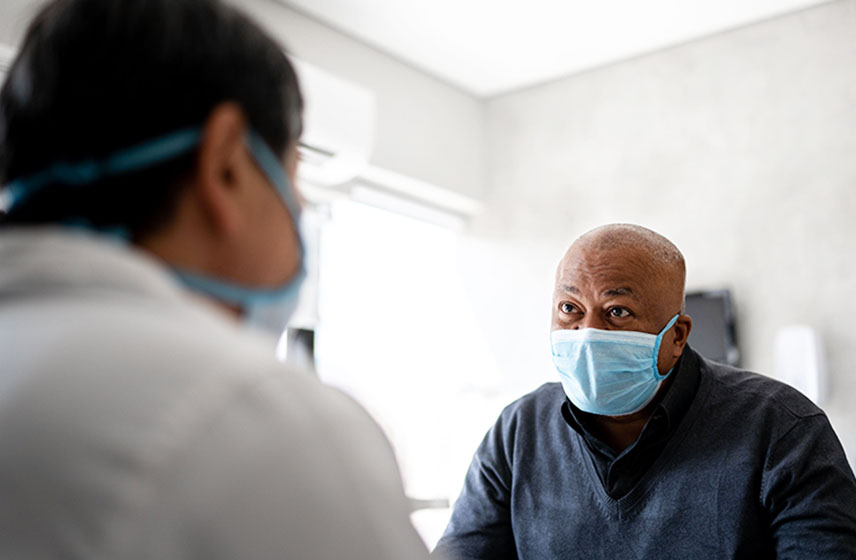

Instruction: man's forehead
[558,244,653,275]
[555,246,661,294]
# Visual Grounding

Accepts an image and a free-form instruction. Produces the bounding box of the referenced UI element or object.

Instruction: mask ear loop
[652,313,681,380]
[2,128,201,212]
[171,130,306,312]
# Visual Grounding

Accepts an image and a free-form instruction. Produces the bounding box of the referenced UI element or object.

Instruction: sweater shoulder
[700,358,823,421]
[501,382,565,416]
[490,382,566,436]
[476,383,567,466]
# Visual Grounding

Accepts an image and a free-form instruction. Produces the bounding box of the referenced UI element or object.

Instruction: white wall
[462,0,856,461]
[0,0,39,49]
[229,0,487,201]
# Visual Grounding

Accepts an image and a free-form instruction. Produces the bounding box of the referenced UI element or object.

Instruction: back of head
[0,0,302,238]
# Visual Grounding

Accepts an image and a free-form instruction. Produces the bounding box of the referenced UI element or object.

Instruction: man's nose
[577,313,608,330]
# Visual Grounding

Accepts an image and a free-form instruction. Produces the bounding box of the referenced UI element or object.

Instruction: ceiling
[281,0,831,98]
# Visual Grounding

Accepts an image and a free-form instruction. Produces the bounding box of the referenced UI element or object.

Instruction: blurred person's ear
[195,102,251,239]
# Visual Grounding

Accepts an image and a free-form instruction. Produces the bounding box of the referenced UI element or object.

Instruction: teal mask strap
[245,128,305,270]
[3,128,201,211]
[653,313,681,380]
[245,130,302,223]
[172,266,306,306]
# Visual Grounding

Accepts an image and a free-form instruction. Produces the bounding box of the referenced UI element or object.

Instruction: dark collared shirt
[434,347,856,559]
[561,350,700,498]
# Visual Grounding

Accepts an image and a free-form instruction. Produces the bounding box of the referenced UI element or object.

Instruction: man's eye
[560,302,577,314]
[608,307,631,318]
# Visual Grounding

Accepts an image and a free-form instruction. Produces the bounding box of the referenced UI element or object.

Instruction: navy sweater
[434,349,856,559]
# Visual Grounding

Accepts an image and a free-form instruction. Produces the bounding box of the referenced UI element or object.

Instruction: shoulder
[699,357,822,421]
[121,302,400,476]
[109,370,425,559]
[497,382,566,424]
[477,383,566,454]
[171,365,406,497]
[693,355,835,453]
[126,347,424,558]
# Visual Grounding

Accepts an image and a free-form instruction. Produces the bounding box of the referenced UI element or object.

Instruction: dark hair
[0,0,302,238]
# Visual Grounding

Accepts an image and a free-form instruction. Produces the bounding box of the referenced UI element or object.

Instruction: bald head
[553,224,687,334]
[575,225,684,275]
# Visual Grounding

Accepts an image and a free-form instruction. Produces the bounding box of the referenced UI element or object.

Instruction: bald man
[434,224,856,560]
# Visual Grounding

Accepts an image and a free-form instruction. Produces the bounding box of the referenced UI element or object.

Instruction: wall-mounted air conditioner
[291,58,481,228]
[291,58,376,188]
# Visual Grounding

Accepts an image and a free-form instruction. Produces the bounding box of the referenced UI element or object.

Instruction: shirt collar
[655,347,700,429]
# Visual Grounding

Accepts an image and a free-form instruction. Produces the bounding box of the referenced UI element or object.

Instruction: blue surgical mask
[551,314,680,416]
[2,127,305,335]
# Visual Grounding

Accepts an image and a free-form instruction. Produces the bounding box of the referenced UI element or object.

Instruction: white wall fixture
[0,44,14,211]
[292,58,376,187]
[0,43,15,84]
[773,325,827,406]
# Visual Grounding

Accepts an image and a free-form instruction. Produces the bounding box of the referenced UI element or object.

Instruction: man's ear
[671,315,693,358]
[194,102,249,237]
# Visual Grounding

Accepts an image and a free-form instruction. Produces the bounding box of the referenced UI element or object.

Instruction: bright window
[313,198,512,547]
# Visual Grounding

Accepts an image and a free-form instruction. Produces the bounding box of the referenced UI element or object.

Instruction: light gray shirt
[0,228,428,560]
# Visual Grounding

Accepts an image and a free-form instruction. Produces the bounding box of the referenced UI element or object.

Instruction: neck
[133,236,244,322]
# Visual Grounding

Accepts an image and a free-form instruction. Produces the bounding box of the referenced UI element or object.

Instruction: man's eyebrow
[558,284,579,294]
[602,287,637,298]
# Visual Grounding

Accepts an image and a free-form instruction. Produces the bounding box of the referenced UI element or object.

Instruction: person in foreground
[434,224,856,559]
[0,0,427,558]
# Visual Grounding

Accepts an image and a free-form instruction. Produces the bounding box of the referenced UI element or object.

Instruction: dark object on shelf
[684,289,739,367]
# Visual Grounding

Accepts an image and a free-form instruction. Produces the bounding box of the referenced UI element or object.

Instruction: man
[434,224,856,559]
[0,1,427,558]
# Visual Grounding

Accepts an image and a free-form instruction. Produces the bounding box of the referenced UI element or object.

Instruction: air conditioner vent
[292,58,376,187]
